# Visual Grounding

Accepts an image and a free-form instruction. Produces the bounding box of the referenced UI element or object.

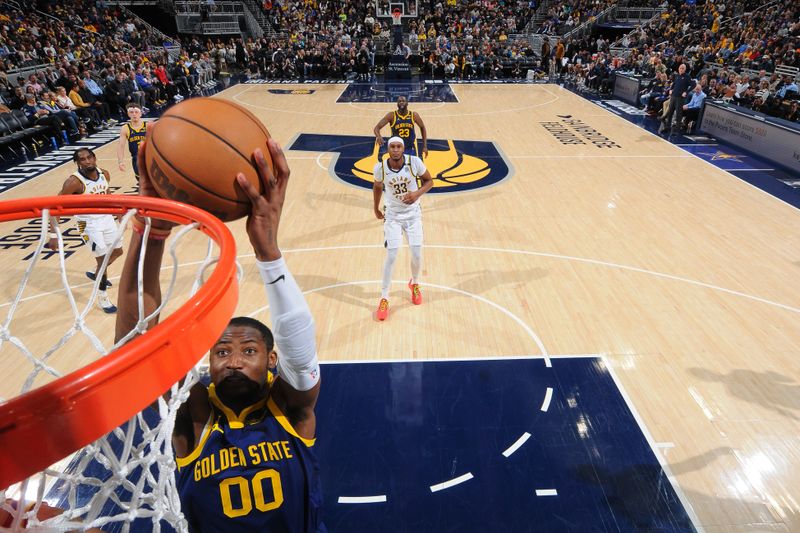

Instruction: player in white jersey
[48,148,124,313]
[372,136,434,321]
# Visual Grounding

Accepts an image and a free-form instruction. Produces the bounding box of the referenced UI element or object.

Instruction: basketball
[144,98,272,222]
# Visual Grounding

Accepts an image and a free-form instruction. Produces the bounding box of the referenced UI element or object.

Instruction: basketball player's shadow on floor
[573,446,735,531]
[3,260,74,296]
[289,191,375,245]
[294,274,376,312]
[305,191,367,211]
[294,274,390,343]
[424,217,550,249]
[431,267,550,303]
[4,267,111,318]
[689,367,800,421]
[286,218,374,247]
[424,189,503,214]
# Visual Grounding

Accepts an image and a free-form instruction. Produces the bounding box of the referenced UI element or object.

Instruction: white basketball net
[0,208,231,532]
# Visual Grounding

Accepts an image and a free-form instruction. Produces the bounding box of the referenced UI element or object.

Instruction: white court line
[320,354,602,364]
[249,279,551,367]
[540,387,554,412]
[315,152,328,171]
[508,155,691,159]
[502,432,532,457]
[338,495,387,504]
[535,489,558,497]
[430,472,474,492]
[412,244,800,315]
[335,83,349,102]
[6,243,800,316]
[603,356,706,532]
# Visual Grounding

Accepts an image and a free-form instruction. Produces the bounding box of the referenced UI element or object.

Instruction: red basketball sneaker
[408,280,422,305]
[377,298,389,321]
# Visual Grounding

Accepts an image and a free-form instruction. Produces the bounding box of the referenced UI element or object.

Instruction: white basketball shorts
[77,215,123,257]
[384,214,424,249]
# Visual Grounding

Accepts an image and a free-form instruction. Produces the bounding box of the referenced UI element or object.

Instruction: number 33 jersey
[176,385,323,532]
[373,154,427,218]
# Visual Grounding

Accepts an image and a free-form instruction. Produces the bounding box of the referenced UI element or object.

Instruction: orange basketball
[145,98,272,222]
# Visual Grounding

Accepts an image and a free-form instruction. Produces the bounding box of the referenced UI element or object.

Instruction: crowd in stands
[410,0,537,78]
[418,38,537,80]
[447,0,800,125]
[411,0,533,48]
[598,0,800,125]
[617,0,799,72]
[257,0,377,79]
[0,0,796,155]
[0,0,221,146]
[247,0,537,80]
[537,0,616,35]
[232,34,377,80]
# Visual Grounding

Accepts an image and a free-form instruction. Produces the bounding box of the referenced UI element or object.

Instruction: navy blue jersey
[177,384,323,532]
[390,110,417,154]
[126,122,146,176]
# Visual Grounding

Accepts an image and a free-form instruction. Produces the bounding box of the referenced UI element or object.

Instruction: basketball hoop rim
[0,195,239,490]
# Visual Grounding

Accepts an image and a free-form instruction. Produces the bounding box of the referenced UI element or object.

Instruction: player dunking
[373,136,433,320]
[117,103,147,181]
[114,130,324,531]
[373,95,428,158]
[48,148,123,314]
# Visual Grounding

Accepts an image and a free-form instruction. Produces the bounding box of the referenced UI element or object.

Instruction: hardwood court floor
[2,84,800,531]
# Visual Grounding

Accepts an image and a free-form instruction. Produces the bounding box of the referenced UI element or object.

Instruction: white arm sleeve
[256,256,320,391]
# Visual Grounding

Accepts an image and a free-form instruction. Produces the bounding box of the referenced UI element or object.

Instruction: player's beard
[216,370,265,411]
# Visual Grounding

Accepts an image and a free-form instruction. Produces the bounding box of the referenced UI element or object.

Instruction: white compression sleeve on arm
[256,256,320,391]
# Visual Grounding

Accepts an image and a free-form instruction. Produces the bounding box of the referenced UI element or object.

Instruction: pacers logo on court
[289,134,511,193]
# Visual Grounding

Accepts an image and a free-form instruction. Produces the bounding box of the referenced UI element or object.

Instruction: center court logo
[289,134,512,193]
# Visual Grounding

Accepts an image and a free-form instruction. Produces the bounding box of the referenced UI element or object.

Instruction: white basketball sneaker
[97,292,118,314]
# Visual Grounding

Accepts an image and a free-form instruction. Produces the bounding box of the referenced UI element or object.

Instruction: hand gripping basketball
[142,98,273,222]
[236,139,290,262]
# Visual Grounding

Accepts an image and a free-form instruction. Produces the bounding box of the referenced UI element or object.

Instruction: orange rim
[0,195,238,489]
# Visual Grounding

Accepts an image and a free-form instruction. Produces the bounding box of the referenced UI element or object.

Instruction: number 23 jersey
[176,384,323,532]
[373,154,427,218]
